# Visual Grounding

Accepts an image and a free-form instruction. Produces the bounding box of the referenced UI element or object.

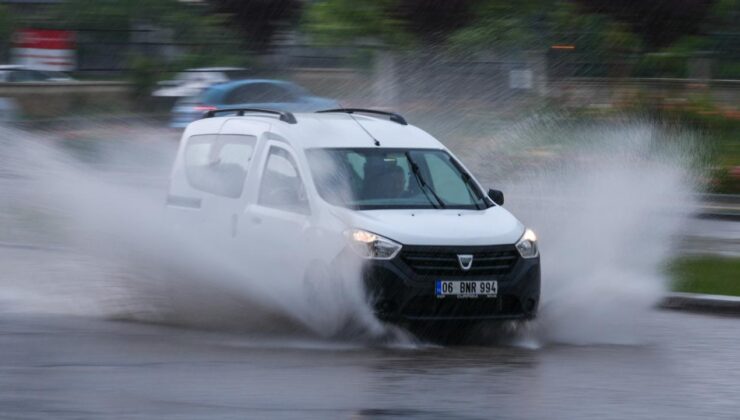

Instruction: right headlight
[515,228,539,258]
[344,229,402,260]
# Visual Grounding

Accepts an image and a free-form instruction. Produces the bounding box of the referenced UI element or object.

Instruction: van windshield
[306,148,490,210]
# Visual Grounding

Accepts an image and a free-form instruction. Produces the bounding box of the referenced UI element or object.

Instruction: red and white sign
[12,29,76,71]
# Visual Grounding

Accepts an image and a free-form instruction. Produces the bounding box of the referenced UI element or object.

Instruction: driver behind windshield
[362,159,405,200]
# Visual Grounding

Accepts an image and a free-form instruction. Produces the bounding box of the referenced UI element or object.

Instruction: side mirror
[488,189,504,206]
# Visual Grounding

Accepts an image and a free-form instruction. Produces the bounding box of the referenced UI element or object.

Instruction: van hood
[331,206,525,246]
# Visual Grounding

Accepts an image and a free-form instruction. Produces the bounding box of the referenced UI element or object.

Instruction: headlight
[345,229,402,260]
[515,228,538,258]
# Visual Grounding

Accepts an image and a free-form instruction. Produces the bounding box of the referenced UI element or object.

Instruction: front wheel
[302,261,376,338]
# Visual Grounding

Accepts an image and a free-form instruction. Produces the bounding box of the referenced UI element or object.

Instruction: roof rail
[202,108,297,124]
[316,108,408,125]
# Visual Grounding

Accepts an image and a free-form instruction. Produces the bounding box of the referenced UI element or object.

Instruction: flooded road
[1,309,738,419]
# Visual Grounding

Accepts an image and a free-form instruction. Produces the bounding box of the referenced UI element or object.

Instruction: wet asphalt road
[1,309,739,419]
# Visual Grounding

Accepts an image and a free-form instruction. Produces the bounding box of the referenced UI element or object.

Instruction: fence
[0,81,130,118]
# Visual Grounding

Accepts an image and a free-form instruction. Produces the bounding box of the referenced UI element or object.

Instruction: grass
[669,256,740,296]
[654,102,740,194]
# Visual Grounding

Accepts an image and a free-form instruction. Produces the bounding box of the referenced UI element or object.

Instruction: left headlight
[344,229,402,260]
[515,228,539,259]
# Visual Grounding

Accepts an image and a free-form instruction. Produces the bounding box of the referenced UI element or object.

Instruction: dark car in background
[152,67,252,99]
[0,65,74,83]
[170,79,339,128]
[0,65,72,122]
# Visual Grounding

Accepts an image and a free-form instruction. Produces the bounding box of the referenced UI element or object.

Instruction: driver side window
[258,146,310,214]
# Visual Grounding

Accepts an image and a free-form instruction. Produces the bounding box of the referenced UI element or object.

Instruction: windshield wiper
[405,152,446,209]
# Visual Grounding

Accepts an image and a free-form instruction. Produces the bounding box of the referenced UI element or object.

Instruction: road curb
[661,292,740,316]
[698,194,740,221]
[0,241,66,252]
[696,210,740,221]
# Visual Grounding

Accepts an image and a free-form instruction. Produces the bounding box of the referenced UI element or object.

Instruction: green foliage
[649,98,740,193]
[163,12,250,70]
[715,61,740,79]
[667,36,710,56]
[700,0,739,70]
[34,0,249,79]
[670,256,740,296]
[629,0,740,79]
[301,0,730,81]
[48,0,181,29]
[549,1,603,47]
[128,55,162,99]
[633,53,689,78]
[0,4,12,37]
[0,4,15,60]
[46,0,235,44]
[629,36,711,77]
[705,0,740,31]
[445,0,643,64]
[710,167,740,194]
[602,22,642,54]
[303,0,411,47]
[448,0,547,52]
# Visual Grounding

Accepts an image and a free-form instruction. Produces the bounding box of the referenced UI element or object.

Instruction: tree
[209,0,302,51]
[0,4,15,61]
[447,0,549,52]
[43,0,248,69]
[302,0,642,57]
[303,0,411,47]
[574,0,714,50]
[702,0,739,53]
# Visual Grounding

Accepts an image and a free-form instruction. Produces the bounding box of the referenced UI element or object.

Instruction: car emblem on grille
[457,254,474,271]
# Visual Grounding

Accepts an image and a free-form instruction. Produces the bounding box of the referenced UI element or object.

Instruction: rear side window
[184,134,256,198]
[224,70,251,80]
[199,88,225,105]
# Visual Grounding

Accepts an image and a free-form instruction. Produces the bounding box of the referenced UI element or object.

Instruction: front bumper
[356,244,540,323]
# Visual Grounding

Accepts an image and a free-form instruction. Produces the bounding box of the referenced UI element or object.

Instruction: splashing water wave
[0,115,700,346]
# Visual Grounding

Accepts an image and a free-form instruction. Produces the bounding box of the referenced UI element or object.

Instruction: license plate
[435,280,498,298]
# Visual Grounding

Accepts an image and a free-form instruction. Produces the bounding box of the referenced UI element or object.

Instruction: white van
[166,108,540,325]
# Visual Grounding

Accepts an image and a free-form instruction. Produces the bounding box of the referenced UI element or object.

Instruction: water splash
[0,122,394,344]
[0,113,701,347]
[459,115,701,345]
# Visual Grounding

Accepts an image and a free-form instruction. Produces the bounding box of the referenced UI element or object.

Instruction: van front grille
[400,245,519,277]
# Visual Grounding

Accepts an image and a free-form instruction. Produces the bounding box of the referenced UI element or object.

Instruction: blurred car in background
[170,79,339,128]
[152,67,252,99]
[0,65,74,83]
